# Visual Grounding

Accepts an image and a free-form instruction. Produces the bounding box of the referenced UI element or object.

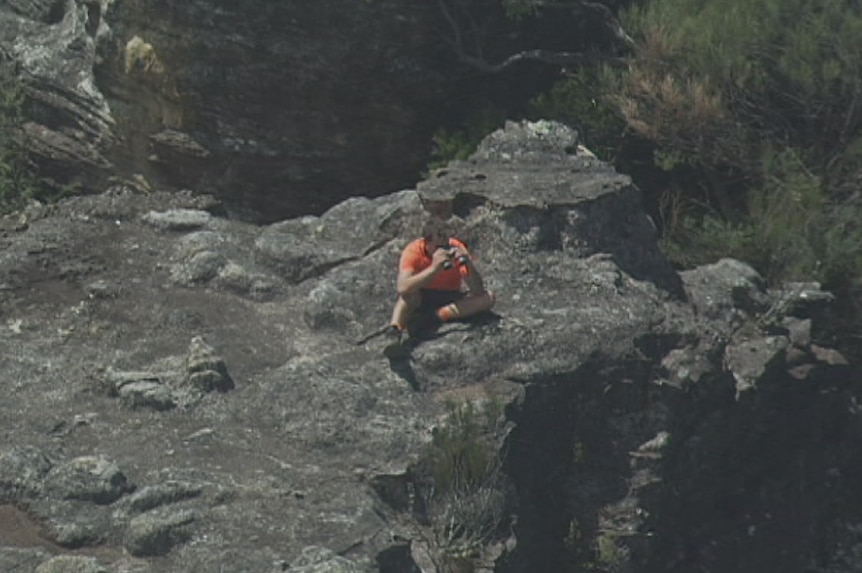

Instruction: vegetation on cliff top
[612,0,862,352]
[0,73,39,214]
[432,0,862,350]
[1,0,860,347]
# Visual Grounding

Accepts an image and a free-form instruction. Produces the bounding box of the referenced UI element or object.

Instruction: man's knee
[473,289,494,311]
[485,289,495,309]
[467,289,495,313]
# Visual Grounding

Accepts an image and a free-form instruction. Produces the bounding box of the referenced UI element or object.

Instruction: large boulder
[0,121,859,573]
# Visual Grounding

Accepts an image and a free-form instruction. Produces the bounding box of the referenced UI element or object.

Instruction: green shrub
[658,211,753,270]
[659,146,862,290]
[615,0,862,189]
[428,108,507,169]
[0,72,41,215]
[429,400,501,494]
[501,0,537,20]
[528,67,626,161]
[418,400,507,565]
[743,148,823,282]
[612,0,862,315]
[814,207,862,292]
[0,70,67,216]
[595,532,630,572]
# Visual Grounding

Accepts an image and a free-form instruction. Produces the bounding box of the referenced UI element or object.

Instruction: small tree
[0,69,39,215]
[608,0,862,291]
[412,400,510,572]
[429,107,508,169]
[529,66,627,161]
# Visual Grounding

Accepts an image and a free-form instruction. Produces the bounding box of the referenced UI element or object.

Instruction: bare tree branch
[578,1,635,48]
[439,0,633,73]
[436,0,464,54]
[458,48,627,72]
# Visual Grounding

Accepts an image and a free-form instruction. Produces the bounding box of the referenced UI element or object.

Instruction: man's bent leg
[390,291,420,330]
[436,290,495,322]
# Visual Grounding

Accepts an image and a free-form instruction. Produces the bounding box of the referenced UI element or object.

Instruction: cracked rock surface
[0,122,860,573]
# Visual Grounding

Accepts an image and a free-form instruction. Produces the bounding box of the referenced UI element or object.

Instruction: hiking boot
[383,324,404,345]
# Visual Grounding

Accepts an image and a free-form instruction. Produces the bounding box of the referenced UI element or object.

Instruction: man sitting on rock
[387,218,495,341]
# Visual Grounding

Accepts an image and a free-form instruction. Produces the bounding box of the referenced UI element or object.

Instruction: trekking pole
[354,325,392,345]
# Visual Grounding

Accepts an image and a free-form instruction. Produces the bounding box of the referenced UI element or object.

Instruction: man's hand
[431,247,453,271]
[451,245,471,267]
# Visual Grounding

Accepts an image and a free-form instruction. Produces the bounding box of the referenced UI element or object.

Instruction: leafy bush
[416,400,508,567]
[501,0,537,20]
[814,207,862,292]
[745,148,825,281]
[659,147,862,288]
[528,67,626,161]
[610,0,862,308]
[595,532,630,572]
[429,401,501,494]
[620,0,862,150]
[0,73,38,215]
[428,108,507,169]
[613,0,862,190]
[658,210,754,271]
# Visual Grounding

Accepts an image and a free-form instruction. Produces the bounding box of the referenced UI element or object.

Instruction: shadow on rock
[385,311,503,391]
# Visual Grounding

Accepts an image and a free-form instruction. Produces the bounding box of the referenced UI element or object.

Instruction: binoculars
[439,247,469,270]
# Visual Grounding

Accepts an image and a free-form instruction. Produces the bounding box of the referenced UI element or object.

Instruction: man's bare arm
[396,249,451,295]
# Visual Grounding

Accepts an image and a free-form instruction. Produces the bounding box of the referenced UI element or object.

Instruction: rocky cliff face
[2,0,454,220]
[0,121,860,573]
[0,0,631,223]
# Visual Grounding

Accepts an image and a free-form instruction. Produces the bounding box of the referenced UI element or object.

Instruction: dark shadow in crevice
[452,192,488,219]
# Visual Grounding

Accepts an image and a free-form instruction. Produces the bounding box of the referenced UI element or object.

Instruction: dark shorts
[419,289,465,311]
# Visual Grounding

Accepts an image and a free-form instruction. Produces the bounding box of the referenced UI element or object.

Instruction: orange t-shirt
[399,238,469,291]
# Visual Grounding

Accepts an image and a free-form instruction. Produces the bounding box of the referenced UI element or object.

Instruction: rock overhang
[418,121,632,213]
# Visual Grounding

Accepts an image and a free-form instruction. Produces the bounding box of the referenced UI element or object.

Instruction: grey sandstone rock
[174,231,228,257]
[254,191,424,284]
[31,499,113,549]
[105,368,177,411]
[725,334,791,397]
[215,261,277,299]
[680,258,767,327]
[117,380,177,411]
[0,446,53,500]
[116,481,203,516]
[170,249,226,285]
[184,336,234,393]
[124,507,198,557]
[140,209,212,232]
[34,555,108,573]
[0,120,857,573]
[42,456,133,505]
[0,548,52,573]
[783,316,813,348]
[287,546,362,573]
